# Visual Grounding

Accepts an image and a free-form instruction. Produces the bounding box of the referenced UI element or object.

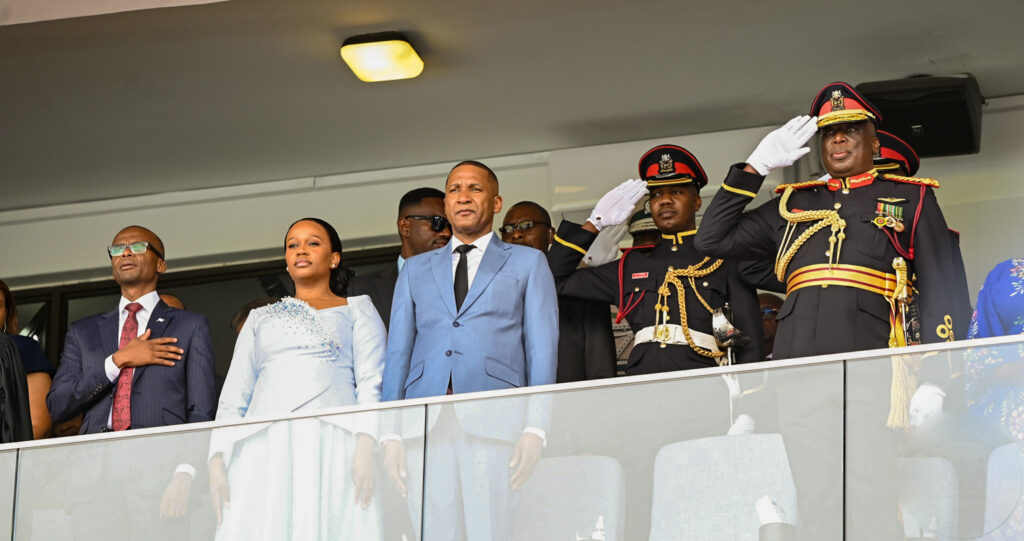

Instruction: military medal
[875,201,904,232]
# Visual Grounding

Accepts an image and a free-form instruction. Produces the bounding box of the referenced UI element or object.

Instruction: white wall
[2,96,1022,302]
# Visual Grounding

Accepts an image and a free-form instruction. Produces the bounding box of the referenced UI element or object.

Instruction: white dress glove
[587,178,647,231]
[746,115,818,176]
[908,384,946,429]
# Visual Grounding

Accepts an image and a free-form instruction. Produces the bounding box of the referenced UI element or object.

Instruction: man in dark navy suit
[47,225,216,541]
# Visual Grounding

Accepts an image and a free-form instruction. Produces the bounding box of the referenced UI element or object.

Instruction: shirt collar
[119,290,161,314]
[826,169,878,192]
[660,229,697,246]
[397,255,406,272]
[451,231,494,254]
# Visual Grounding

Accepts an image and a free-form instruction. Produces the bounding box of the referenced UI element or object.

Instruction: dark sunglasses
[499,220,551,235]
[107,241,164,260]
[760,307,779,319]
[404,215,450,233]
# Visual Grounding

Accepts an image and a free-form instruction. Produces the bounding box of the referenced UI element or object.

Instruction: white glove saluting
[746,115,818,176]
[588,178,647,232]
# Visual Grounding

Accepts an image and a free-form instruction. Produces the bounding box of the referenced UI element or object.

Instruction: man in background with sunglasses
[500,201,616,382]
[350,187,450,330]
[47,225,216,540]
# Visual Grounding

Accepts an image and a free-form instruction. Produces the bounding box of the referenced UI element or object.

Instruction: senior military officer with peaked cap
[694,82,969,541]
[696,83,966,359]
[548,144,763,376]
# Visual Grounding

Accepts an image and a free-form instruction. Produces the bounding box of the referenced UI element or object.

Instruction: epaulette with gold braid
[882,173,940,188]
[774,179,828,194]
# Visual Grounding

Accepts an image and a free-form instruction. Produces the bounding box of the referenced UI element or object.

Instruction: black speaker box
[856,75,983,158]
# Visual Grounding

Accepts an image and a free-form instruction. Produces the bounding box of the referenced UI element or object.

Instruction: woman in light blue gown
[208,217,386,541]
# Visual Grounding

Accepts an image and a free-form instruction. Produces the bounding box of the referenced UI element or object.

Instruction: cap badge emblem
[659,153,674,175]
[831,90,845,111]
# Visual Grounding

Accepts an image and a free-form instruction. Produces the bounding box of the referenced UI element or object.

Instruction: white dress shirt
[449,231,494,288]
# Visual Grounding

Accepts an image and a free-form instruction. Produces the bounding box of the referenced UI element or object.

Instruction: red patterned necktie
[112,302,143,431]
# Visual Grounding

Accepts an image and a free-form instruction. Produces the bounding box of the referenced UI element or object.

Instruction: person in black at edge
[0,332,32,443]
[694,82,968,541]
[548,145,762,377]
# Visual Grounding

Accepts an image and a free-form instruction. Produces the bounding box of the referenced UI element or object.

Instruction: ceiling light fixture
[340,31,424,83]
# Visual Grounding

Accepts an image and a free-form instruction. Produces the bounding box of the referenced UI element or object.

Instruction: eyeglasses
[760,307,779,320]
[498,220,551,235]
[107,241,164,260]
[404,215,450,233]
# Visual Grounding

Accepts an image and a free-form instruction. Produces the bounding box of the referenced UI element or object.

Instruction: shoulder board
[774,180,828,194]
[882,173,940,188]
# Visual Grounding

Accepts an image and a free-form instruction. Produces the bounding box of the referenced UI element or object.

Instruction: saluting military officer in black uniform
[695,84,965,359]
[694,82,969,541]
[548,145,762,376]
[547,146,763,539]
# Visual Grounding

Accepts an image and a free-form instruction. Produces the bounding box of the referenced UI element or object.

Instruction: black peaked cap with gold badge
[810,82,883,128]
[875,130,920,176]
[638,144,708,191]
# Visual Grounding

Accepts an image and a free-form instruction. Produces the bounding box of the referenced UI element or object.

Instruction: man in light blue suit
[382,160,559,541]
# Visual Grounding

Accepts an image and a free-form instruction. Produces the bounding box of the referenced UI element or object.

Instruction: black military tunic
[548,220,762,375]
[694,164,966,359]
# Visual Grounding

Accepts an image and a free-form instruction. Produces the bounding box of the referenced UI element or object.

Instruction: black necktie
[454,244,476,311]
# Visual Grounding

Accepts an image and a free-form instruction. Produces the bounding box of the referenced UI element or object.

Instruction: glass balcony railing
[1,335,1023,540]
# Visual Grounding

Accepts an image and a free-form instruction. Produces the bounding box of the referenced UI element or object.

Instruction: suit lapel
[99,308,120,357]
[133,301,174,384]
[432,248,458,318]
[459,236,511,315]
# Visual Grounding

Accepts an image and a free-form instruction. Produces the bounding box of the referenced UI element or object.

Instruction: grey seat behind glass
[648,434,796,541]
[514,455,625,541]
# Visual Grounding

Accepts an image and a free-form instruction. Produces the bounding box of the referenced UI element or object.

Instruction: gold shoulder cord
[774,186,847,281]
[654,257,726,360]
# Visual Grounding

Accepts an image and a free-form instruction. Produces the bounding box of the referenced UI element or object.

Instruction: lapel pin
[157,318,165,323]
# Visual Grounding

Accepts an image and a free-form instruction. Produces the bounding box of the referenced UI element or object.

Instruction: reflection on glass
[415,363,841,540]
[848,342,1024,540]
[13,407,425,541]
[15,430,212,541]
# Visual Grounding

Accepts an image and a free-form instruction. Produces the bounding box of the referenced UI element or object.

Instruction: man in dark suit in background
[349,187,451,329]
[500,201,616,382]
[46,225,216,541]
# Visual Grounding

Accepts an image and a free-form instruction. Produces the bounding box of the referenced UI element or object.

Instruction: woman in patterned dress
[966,258,1024,441]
